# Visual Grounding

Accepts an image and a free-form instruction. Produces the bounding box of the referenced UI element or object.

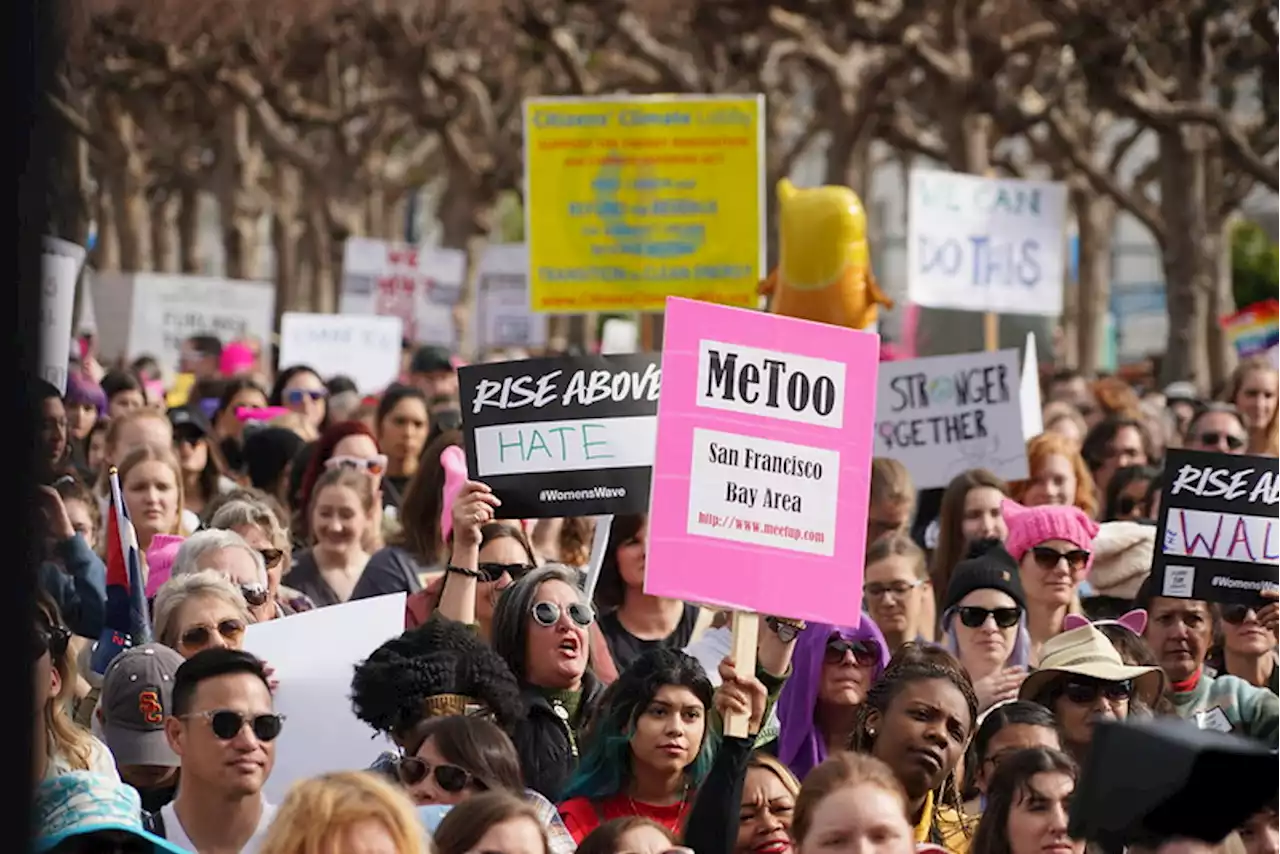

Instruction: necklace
[626,781,691,834]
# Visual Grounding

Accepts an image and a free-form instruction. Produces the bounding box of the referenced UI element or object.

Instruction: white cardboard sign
[340,237,465,348]
[875,349,1028,489]
[278,312,404,393]
[474,243,547,353]
[41,237,87,393]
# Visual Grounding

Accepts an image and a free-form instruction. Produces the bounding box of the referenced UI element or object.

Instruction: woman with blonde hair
[1009,432,1097,519]
[258,770,429,854]
[1223,356,1279,456]
[117,443,188,554]
[153,570,254,658]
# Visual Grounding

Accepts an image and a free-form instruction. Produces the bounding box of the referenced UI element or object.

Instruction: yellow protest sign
[524,95,765,314]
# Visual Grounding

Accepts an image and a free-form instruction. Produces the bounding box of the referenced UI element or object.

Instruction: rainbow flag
[1221,299,1279,359]
[90,467,153,674]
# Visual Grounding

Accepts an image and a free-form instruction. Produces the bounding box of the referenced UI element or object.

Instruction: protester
[577,817,680,854]
[790,752,920,854]
[864,533,933,653]
[1040,401,1088,449]
[153,571,252,657]
[374,383,430,507]
[1100,464,1160,522]
[241,426,307,508]
[1209,598,1279,693]
[774,619,889,781]
[208,495,314,616]
[33,770,187,853]
[432,791,550,854]
[169,404,236,517]
[408,345,460,400]
[212,377,270,473]
[102,369,148,419]
[38,380,73,482]
[294,420,385,542]
[928,471,1009,619]
[968,748,1083,854]
[325,375,362,423]
[961,701,1060,817]
[271,365,329,434]
[1081,416,1153,496]
[1046,369,1095,417]
[1009,432,1097,518]
[1224,356,1279,456]
[37,484,106,639]
[118,443,188,552]
[286,468,375,606]
[98,643,184,812]
[64,371,107,444]
[257,771,429,854]
[593,514,701,672]
[179,334,224,379]
[1182,403,1250,455]
[1081,522,1155,620]
[868,458,917,544]
[152,649,281,850]
[171,529,273,623]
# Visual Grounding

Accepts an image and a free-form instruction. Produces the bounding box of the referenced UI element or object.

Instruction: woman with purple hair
[64,372,106,443]
[772,618,890,781]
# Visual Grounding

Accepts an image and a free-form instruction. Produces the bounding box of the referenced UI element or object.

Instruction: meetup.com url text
[540,486,627,503]
[696,512,826,545]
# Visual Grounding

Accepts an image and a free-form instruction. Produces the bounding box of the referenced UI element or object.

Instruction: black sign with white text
[458,353,660,518]
[1152,449,1279,605]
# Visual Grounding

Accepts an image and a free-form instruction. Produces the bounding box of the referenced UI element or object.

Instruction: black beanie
[943,542,1027,613]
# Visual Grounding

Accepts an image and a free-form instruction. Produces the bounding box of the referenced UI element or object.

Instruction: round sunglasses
[1031,546,1091,573]
[180,618,247,649]
[953,605,1022,629]
[823,638,880,667]
[531,600,595,628]
[396,756,479,793]
[1058,676,1132,705]
[184,709,285,741]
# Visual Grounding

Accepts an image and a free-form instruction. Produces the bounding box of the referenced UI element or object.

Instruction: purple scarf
[775,618,890,781]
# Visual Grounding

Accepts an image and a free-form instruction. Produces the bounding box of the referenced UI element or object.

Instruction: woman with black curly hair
[350,613,525,777]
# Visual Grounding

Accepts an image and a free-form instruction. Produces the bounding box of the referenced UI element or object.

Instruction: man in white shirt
[154,648,281,853]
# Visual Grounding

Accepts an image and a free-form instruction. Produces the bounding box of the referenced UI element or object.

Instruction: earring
[867,727,876,737]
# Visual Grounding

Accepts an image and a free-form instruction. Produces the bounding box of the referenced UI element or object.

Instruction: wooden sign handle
[984,311,999,352]
[722,611,760,739]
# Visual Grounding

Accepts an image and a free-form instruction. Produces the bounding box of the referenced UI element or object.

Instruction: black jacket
[514,673,604,802]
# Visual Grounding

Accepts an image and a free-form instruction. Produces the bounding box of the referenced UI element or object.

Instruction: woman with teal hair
[557,648,718,843]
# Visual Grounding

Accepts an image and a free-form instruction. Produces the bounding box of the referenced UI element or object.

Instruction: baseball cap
[167,404,213,439]
[410,345,455,375]
[1163,381,1199,404]
[100,643,184,767]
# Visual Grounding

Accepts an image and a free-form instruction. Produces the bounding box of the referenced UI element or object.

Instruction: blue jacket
[39,535,106,638]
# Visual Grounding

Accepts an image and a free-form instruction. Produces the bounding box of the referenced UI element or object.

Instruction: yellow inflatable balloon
[759,179,893,330]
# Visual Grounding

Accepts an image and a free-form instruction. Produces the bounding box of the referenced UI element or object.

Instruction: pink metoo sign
[643,297,880,626]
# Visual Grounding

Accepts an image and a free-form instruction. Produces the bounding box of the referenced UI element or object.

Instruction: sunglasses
[824,638,880,667]
[531,600,595,628]
[239,583,271,608]
[864,579,923,599]
[325,454,388,477]
[1059,676,1132,704]
[257,548,285,570]
[1221,604,1261,625]
[284,388,328,405]
[180,618,247,649]
[1196,431,1246,451]
[478,562,533,583]
[954,605,1022,629]
[34,623,71,661]
[396,756,478,792]
[185,709,285,741]
[1031,546,1091,573]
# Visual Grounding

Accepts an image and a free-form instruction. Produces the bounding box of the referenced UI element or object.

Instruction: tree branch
[213,66,325,176]
[46,92,98,144]
[614,9,701,92]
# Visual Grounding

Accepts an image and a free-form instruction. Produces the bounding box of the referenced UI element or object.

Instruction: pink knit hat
[220,341,257,377]
[145,534,186,598]
[1001,499,1100,571]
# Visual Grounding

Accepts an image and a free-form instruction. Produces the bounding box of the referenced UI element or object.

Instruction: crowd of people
[29,332,1280,854]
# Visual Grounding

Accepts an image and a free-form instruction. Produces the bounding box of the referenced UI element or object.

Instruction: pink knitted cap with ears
[1001,498,1101,571]
[439,445,468,542]
[144,534,186,598]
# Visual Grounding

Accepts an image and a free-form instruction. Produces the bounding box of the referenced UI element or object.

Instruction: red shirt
[558,793,689,843]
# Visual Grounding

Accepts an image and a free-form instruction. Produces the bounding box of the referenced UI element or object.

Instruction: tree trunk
[213,104,265,281]
[177,183,202,274]
[95,187,120,272]
[272,164,305,321]
[1073,187,1115,377]
[150,190,180,273]
[1205,213,1236,392]
[101,95,152,272]
[1158,128,1211,389]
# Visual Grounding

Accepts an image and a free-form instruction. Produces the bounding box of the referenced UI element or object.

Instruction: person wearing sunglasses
[207,495,315,618]
[1020,622,1164,765]
[1183,404,1250,456]
[773,618,889,782]
[153,571,253,659]
[1101,464,1161,522]
[1210,593,1280,694]
[940,542,1032,713]
[270,365,329,434]
[170,529,275,624]
[153,649,281,851]
[1001,498,1099,661]
[394,715,576,854]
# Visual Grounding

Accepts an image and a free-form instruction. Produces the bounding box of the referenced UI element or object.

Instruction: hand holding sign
[714,655,768,737]
[451,481,501,549]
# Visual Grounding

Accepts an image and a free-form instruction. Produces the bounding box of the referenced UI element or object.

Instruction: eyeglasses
[184,709,285,741]
[396,756,478,792]
[1221,604,1260,625]
[864,579,923,599]
[953,605,1022,629]
[34,623,71,661]
[478,562,534,583]
[325,454,388,476]
[1031,546,1091,573]
[239,583,270,608]
[1196,431,1246,451]
[179,619,247,648]
[284,388,328,405]
[257,548,284,570]
[531,600,595,628]
[823,638,880,667]
[1059,676,1132,704]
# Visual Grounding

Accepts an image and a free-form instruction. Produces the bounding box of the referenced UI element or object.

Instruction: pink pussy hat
[1001,498,1100,571]
[220,341,256,377]
[144,534,185,599]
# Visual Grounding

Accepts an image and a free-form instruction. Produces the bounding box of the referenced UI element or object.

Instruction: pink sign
[644,297,880,626]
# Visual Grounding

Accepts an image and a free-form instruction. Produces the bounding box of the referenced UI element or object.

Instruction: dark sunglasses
[478,562,533,583]
[34,623,71,661]
[1197,431,1246,451]
[186,709,285,741]
[238,583,270,608]
[179,618,247,648]
[257,548,285,569]
[824,638,880,667]
[1031,546,1091,573]
[396,756,479,792]
[1059,676,1132,704]
[531,600,594,628]
[1221,604,1260,625]
[954,605,1022,629]
[284,388,328,404]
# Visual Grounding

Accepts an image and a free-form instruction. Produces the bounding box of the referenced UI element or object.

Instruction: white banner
[40,237,87,393]
[278,312,404,394]
[474,243,547,353]
[340,237,465,348]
